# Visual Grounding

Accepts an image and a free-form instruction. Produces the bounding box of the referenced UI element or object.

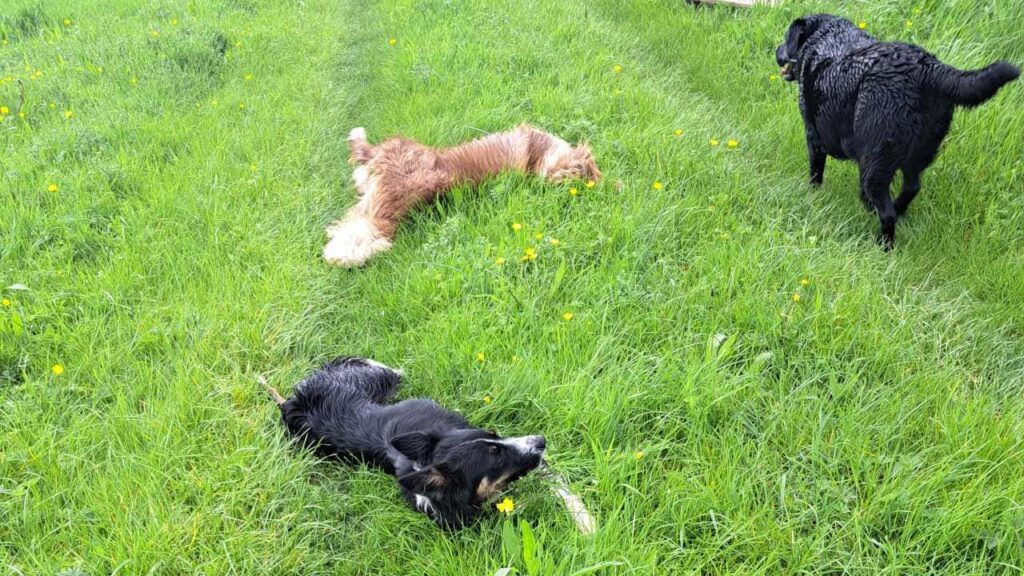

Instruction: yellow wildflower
[857,21,867,30]
[562,312,573,321]
[800,278,810,287]
[244,73,253,81]
[150,30,160,38]
[612,64,622,73]
[47,183,59,193]
[63,19,72,26]
[18,111,25,119]
[1,298,10,306]
[130,76,139,85]
[792,293,801,303]
[483,395,492,404]
[652,181,663,191]
[674,128,683,137]
[495,257,506,265]
[905,20,913,28]
[769,74,778,82]
[388,38,397,46]
[569,187,578,196]
[710,138,720,147]
[238,103,246,110]
[727,139,739,149]
[495,497,515,514]
[0,106,8,115]
[64,110,73,119]
[171,18,178,26]
[52,364,65,376]
[634,450,645,460]
[476,352,485,362]
[522,247,537,262]
[512,222,522,231]
[585,180,595,189]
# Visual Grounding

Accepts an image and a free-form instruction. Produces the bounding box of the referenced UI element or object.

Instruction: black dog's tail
[923,60,1020,108]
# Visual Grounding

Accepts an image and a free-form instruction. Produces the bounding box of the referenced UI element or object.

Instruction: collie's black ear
[784,18,808,61]
[391,432,439,461]
[398,465,450,494]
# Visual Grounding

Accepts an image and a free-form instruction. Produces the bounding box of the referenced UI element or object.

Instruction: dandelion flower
[244,73,253,81]
[652,181,663,191]
[495,257,506,265]
[726,139,739,149]
[512,222,522,231]
[769,74,778,82]
[1,298,10,306]
[18,111,25,119]
[171,18,178,26]
[562,312,573,321]
[52,364,65,376]
[238,103,246,110]
[47,183,59,193]
[0,106,8,115]
[521,247,537,262]
[483,395,492,404]
[476,352,485,362]
[800,278,810,287]
[906,20,913,28]
[388,38,397,46]
[674,128,683,137]
[130,76,139,85]
[63,18,72,26]
[858,21,867,30]
[63,110,73,119]
[534,232,543,241]
[710,138,720,147]
[569,187,578,196]
[150,30,160,38]
[792,293,801,303]
[496,497,515,514]
[634,450,645,460]
[612,64,622,73]
[585,180,595,189]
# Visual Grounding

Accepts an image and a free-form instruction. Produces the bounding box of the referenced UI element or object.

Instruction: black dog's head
[775,15,837,81]
[392,428,545,529]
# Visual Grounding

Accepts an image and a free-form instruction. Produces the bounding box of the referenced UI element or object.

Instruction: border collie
[263,357,546,530]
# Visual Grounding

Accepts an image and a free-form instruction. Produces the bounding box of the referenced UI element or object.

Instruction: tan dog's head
[547,143,601,184]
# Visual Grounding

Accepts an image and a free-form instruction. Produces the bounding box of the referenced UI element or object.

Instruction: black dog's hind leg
[894,170,921,217]
[860,162,899,251]
[806,134,827,187]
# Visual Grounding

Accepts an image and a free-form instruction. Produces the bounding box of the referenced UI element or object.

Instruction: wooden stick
[542,468,595,534]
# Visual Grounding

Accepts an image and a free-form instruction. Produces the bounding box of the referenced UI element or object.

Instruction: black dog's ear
[398,465,453,494]
[391,432,439,462]
[784,17,808,62]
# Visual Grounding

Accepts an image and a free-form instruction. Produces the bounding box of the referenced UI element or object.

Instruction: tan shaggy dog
[323,125,601,267]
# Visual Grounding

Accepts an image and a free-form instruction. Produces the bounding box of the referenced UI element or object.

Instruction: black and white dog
[264,357,546,529]
[776,14,1019,249]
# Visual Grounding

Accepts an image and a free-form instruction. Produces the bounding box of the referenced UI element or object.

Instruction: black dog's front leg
[806,133,827,187]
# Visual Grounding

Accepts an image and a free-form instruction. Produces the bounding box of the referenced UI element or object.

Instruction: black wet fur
[776,14,1019,249]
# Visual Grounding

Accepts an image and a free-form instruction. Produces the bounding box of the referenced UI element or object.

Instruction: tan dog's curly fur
[323,125,600,267]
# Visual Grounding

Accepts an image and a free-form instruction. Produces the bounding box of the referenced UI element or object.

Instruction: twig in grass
[256,374,286,406]
[540,466,595,535]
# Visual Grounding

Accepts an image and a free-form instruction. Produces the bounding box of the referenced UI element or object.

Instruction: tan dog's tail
[348,127,374,165]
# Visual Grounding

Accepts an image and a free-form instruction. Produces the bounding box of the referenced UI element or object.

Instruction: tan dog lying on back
[323,125,601,267]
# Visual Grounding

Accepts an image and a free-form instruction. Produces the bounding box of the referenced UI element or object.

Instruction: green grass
[2,0,1024,573]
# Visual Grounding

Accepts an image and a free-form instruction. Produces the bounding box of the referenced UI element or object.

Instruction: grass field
[2,0,1024,573]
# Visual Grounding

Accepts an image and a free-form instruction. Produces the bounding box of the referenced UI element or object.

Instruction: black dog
[264,357,545,529]
[776,14,1019,249]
